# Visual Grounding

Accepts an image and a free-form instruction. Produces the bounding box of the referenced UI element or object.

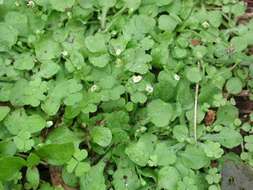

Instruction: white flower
[46,121,53,128]
[202,21,210,28]
[174,74,180,81]
[132,75,142,83]
[129,8,134,13]
[145,84,154,93]
[15,1,20,6]
[90,84,98,92]
[67,11,72,18]
[111,30,117,36]
[61,50,68,57]
[27,0,35,7]
[115,48,122,56]
[35,29,41,34]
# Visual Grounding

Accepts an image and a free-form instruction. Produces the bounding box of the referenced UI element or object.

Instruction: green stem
[100,7,108,30]
[193,61,201,143]
[103,6,127,32]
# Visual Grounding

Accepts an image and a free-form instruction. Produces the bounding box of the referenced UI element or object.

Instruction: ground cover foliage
[0,0,253,189]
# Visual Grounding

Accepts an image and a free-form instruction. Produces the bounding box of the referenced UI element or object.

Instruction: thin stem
[103,6,127,32]
[100,7,108,30]
[193,62,201,143]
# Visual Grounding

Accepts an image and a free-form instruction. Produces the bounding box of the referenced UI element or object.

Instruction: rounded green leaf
[226,77,243,95]
[147,99,173,127]
[26,167,40,189]
[14,53,35,70]
[158,166,180,189]
[125,134,157,167]
[181,145,210,169]
[90,127,112,147]
[85,34,107,53]
[0,22,18,52]
[186,67,202,83]
[36,143,75,165]
[0,156,25,181]
[158,15,178,32]
[50,0,75,11]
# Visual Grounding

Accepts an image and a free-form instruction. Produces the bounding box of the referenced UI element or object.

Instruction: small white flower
[140,126,147,132]
[132,75,142,83]
[90,84,98,92]
[174,74,180,81]
[202,21,210,28]
[46,121,53,128]
[67,11,72,18]
[145,84,153,93]
[35,29,41,34]
[129,8,134,13]
[27,0,35,7]
[111,30,117,36]
[15,1,20,6]
[115,48,122,56]
[61,50,68,57]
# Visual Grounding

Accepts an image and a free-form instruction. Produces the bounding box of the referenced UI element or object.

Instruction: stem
[103,6,127,32]
[193,62,200,143]
[100,7,108,30]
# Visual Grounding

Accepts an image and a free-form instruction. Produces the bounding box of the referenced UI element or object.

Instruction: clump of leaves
[0,0,252,189]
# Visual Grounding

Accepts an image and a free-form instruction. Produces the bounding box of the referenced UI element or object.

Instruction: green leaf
[26,167,40,189]
[0,106,10,121]
[124,0,141,10]
[186,67,202,83]
[0,156,25,181]
[158,166,180,189]
[89,54,110,68]
[245,135,253,152]
[125,134,157,167]
[42,79,83,115]
[97,0,116,8]
[217,128,243,149]
[226,77,243,95]
[147,99,173,127]
[158,15,179,32]
[27,153,40,168]
[35,38,61,61]
[4,109,46,135]
[124,48,152,74]
[231,36,248,52]
[80,162,106,190]
[0,22,18,52]
[90,127,112,147]
[39,60,60,79]
[50,0,75,11]
[46,127,81,145]
[124,15,156,37]
[0,140,17,156]
[14,131,35,152]
[156,0,173,6]
[4,11,28,35]
[36,143,75,165]
[181,145,210,169]
[85,33,107,53]
[173,125,189,142]
[215,105,239,126]
[152,142,176,166]
[14,53,35,70]
[10,79,47,107]
[192,45,207,59]
[113,166,141,190]
[75,162,91,177]
[202,141,224,159]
